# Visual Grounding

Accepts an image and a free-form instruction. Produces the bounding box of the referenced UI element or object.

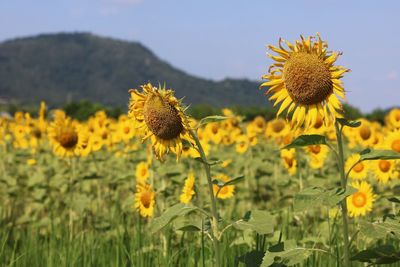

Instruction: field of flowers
[1,35,400,267]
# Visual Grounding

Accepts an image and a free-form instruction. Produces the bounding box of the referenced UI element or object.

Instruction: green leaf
[197,115,228,128]
[149,204,198,233]
[359,149,400,161]
[359,217,400,239]
[222,175,245,187]
[282,135,327,150]
[388,197,400,204]
[294,187,356,212]
[238,250,265,267]
[351,245,400,264]
[234,210,274,235]
[173,216,202,232]
[261,240,313,266]
[337,118,361,128]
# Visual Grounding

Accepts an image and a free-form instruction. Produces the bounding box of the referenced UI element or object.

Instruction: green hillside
[0,33,267,107]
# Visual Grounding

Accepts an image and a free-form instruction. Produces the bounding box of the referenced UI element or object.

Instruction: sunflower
[117,118,136,143]
[213,174,235,199]
[385,108,400,130]
[347,181,376,217]
[372,159,397,184]
[48,117,87,158]
[135,161,150,184]
[305,144,329,169]
[128,83,194,160]
[345,154,369,180]
[134,183,155,218]
[180,172,196,204]
[281,148,297,175]
[355,119,376,147]
[266,118,290,139]
[261,34,349,129]
[206,122,223,144]
[235,135,249,154]
[385,129,400,153]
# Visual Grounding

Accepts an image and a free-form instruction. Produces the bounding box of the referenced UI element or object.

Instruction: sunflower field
[1,35,400,267]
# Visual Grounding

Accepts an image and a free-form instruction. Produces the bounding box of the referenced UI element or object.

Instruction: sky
[0,0,399,112]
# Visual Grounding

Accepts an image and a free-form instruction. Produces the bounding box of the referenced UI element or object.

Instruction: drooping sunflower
[134,183,155,218]
[48,117,87,158]
[179,172,196,204]
[213,174,235,199]
[345,154,369,180]
[261,34,349,128]
[347,181,376,217]
[128,83,194,160]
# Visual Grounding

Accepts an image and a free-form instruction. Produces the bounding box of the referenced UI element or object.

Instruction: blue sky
[1,0,399,111]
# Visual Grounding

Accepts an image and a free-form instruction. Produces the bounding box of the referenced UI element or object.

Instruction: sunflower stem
[190,129,221,267]
[335,121,351,267]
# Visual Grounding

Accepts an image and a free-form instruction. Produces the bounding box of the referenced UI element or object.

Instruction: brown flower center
[392,139,400,153]
[314,116,323,129]
[143,94,183,140]
[124,126,131,134]
[141,167,147,177]
[309,145,321,154]
[272,120,285,133]
[359,125,371,140]
[32,128,42,139]
[395,111,400,122]
[284,157,294,168]
[352,192,367,208]
[283,52,333,105]
[58,127,78,149]
[378,160,391,173]
[353,162,364,173]
[140,191,152,208]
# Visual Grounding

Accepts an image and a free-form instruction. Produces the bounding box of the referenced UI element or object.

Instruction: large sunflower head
[261,34,349,129]
[128,83,194,161]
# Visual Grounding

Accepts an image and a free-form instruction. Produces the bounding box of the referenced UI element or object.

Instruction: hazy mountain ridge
[0,32,267,107]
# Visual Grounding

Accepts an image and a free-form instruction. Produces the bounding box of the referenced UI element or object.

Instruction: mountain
[0,33,268,107]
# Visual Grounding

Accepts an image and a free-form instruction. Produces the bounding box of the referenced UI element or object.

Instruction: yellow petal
[277,97,292,117]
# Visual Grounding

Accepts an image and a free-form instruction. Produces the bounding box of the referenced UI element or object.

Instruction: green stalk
[190,129,221,267]
[334,121,351,267]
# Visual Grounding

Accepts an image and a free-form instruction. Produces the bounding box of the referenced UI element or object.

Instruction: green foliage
[261,240,313,266]
[359,149,400,161]
[351,245,400,265]
[149,203,199,233]
[234,210,274,235]
[197,115,229,128]
[336,118,361,128]
[343,103,363,120]
[282,135,327,149]
[63,100,124,120]
[293,187,356,212]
